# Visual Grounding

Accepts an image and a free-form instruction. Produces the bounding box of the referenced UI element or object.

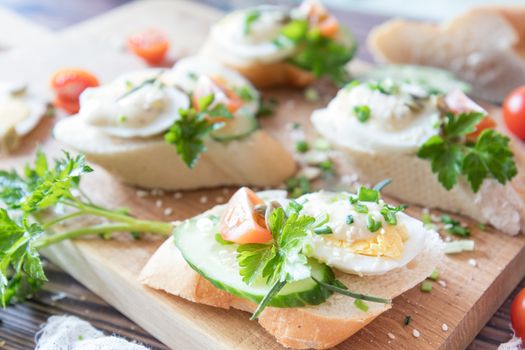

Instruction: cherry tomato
[128,29,169,65]
[466,116,497,143]
[50,68,99,114]
[503,86,525,140]
[511,287,525,340]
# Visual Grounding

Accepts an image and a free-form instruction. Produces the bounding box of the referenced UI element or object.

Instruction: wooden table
[0,1,518,349]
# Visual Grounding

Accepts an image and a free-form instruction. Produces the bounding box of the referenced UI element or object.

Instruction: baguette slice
[368,7,525,102]
[54,117,296,190]
[312,110,525,235]
[199,40,315,88]
[140,206,443,349]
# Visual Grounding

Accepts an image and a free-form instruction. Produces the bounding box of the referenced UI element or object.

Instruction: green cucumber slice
[210,111,258,142]
[359,64,471,94]
[173,212,334,308]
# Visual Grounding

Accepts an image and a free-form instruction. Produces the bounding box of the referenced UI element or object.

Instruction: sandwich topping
[207,0,356,84]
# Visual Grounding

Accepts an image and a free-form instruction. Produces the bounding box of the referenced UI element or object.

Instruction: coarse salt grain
[136,190,148,198]
[442,323,448,332]
[215,196,224,203]
[163,208,173,216]
[387,332,395,340]
[412,329,420,338]
[438,280,447,288]
[200,196,208,204]
[468,258,477,267]
[155,200,163,208]
[174,192,183,199]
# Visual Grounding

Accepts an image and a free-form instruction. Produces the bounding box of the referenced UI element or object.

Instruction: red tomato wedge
[219,187,272,244]
[444,89,496,142]
[50,68,99,114]
[128,29,169,65]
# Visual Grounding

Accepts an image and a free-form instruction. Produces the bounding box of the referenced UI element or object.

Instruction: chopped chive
[319,160,334,174]
[357,186,380,202]
[118,115,127,123]
[367,214,382,232]
[215,233,233,246]
[373,179,392,192]
[403,315,412,326]
[346,215,354,225]
[250,280,286,320]
[420,280,433,293]
[354,298,368,312]
[350,197,368,214]
[304,87,320,101]
[313,277,391,304]
[296,140,310,153]
[441,215,470,237]
[476,223,487,231]
[428,269,440,281]
[353,105,371,123]
[314,213,330,227]
[314,226,333,235]
[380,207,397,225]
[244,9,261,35]
[314,138,331,151]
[444,239,475,254]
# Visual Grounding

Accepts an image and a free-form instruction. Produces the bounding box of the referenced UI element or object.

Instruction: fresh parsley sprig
[417,112,517,192]
[0,151,172,306]
[274,19,355,85]
[164,94,234,168]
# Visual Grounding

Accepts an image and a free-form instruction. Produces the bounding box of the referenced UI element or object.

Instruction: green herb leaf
[295,140,310,153]
[244,10,261,35]
[354,298,368,312]
[418,135,463,190]
[353,105,370,123]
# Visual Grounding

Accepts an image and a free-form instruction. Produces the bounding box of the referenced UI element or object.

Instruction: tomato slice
[50,68,99,103]
[503,86,525,140]
[219,187,272,244]
[53,97,80,115]
[318,16,340,38]
[445,89,495,141]
[128,29,169,65]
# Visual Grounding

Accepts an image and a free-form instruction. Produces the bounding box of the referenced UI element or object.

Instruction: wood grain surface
[0,1,522,349]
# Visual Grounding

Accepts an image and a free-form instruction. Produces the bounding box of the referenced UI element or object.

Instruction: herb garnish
[244,10,261,35]
[353,105,370,123]
[440,215,470,237]
[417,111,517,192]
[0,152,172,306]
[164,94,234,168]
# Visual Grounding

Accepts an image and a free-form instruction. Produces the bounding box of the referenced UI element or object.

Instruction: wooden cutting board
[2,1,525,349]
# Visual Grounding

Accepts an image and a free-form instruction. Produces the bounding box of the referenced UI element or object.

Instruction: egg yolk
[325,225,408,259]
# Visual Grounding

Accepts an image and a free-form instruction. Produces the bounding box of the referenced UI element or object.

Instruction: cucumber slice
[359,64,471,94]
[173,211,335,308]
[210,111,258,142]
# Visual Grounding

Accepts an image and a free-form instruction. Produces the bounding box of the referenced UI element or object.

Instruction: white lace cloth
[35,315,149,350]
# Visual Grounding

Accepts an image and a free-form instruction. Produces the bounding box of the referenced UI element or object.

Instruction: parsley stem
[250,280,286,320]
[312,277,391,304]
[42,211,84,229]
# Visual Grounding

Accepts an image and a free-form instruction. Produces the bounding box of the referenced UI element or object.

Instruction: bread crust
[227,61,316,89]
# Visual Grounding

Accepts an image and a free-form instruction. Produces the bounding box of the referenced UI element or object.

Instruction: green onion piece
[314,226,333,235]
[357,187,380,202]
[428,269,440,281]
[345,80,361,90]
[373,179,392,192]
[244,10,261,35]
[215,233,233,246]
[354,298,368,312]
[304,87,320,102]
[319,160,334,173]
[476,223,487,231]
[250,280,286,320]
[420,280,433,293]
[346,215,354,225]
[296,140,310,153]
[313,277,391,304]
[380,207,397,225]
[314,213,330,227]
[353,105,371,123]
[444,240,475,254]
[367,214,382,232]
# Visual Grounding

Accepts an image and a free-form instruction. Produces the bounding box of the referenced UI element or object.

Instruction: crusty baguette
[199,40,315,88]
[367,7,525,102]
[140,206,443,349]
[54,118,296,190]
[311,111,525,235]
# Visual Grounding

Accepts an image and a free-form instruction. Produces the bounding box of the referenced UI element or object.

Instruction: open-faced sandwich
[140,186,443,349]
[54,56,295,190]
[0,81,47,154]
[311,78,525,235]
[199,0,356,88]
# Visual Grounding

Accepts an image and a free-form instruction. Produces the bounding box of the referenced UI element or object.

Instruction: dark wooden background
[0,0,519,349]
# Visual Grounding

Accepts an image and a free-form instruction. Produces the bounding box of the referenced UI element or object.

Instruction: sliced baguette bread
[199,40,315,88]
[367,7,525,102]
[312,110,525,235]
[54,117,296,190]
[139,206,443,349]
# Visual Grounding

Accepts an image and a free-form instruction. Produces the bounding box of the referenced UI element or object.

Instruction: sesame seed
[163,208,173,216]
[468,259,478,267]
[174,192,183,199]
[438,280,447,288]
[136,190,148,198]
[155,200,163,208]
[412,329,420,338]
[200,196,208,204]
[387,332,396,340]
[442,323,449,332]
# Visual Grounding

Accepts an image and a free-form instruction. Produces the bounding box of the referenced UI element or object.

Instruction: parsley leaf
[417,112,516,192]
